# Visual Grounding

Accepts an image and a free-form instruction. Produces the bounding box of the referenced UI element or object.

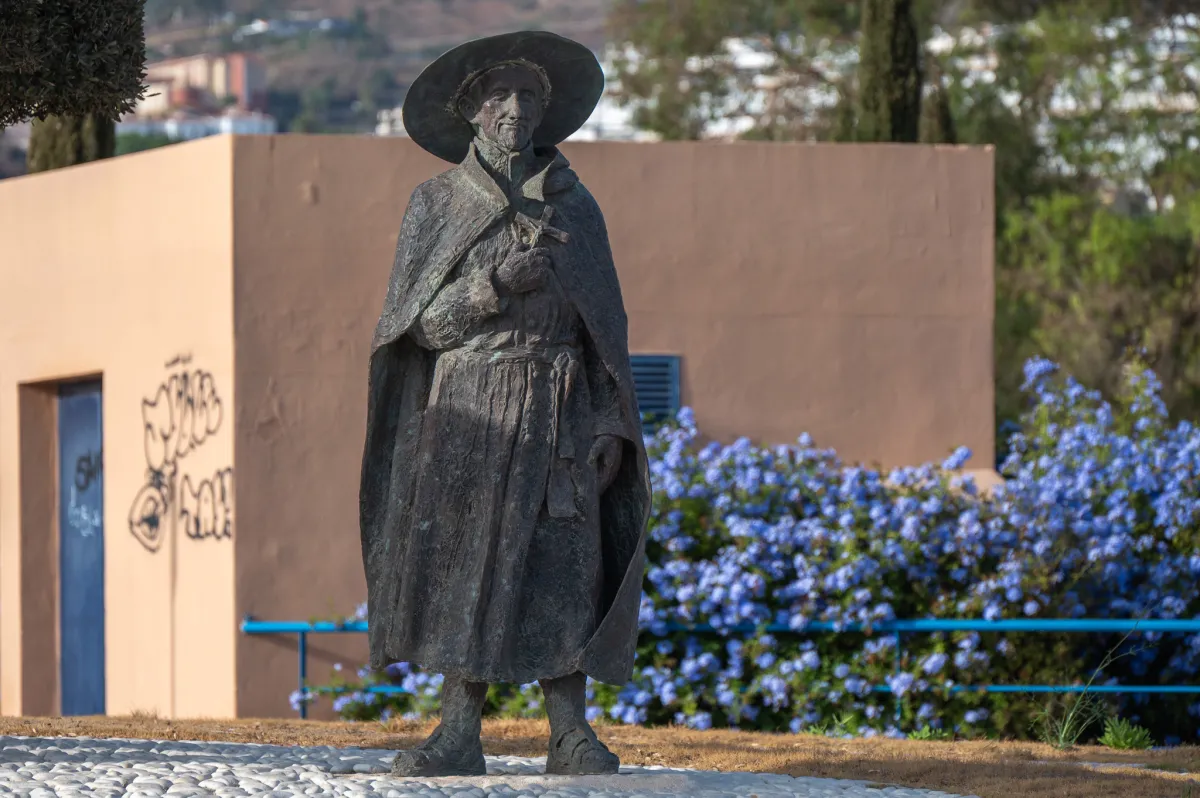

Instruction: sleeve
[410,260,508,350]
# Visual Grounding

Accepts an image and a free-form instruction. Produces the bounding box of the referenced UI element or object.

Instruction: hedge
[304,356,1200,743]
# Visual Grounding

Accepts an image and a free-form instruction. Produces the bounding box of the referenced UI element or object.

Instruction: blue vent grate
[630,355,681,427]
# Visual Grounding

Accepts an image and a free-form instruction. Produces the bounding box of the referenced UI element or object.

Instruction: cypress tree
[27,114,117,174]
[1,0,146,127]
[856,0,923,143]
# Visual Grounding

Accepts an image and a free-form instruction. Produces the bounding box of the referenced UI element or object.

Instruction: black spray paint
[128,354,234,552]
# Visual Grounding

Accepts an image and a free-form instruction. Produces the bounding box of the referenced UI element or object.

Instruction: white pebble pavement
[0,736,979,798]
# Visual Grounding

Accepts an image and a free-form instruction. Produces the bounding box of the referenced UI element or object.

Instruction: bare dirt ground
[1,715,1197,798]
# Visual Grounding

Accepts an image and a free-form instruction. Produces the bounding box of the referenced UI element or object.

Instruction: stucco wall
[0,138,237,718]
[603,141,995,467]
[230,135,994,718]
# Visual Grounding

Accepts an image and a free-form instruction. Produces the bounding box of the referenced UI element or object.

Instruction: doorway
[57,380,105,715]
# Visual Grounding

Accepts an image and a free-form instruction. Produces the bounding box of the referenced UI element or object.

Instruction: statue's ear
[456,95,478,124]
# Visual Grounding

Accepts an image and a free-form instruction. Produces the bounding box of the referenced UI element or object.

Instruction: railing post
[298,631,308,720]
[893,630,903,725]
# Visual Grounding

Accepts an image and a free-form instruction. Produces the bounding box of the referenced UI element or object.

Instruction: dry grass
[2,715,1198,798]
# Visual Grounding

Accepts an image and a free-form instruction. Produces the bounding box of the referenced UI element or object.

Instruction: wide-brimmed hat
[401,30,604,164]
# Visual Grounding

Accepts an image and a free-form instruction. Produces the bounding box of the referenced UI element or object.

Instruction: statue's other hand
[494,245,551,294]
[589,434,623,493]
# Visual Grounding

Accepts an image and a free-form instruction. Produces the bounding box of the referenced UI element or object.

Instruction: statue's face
[460,65,546,151]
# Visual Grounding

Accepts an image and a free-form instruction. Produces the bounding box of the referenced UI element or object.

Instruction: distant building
[234,15,354,43]
[566,92,658,143]
[126,53,275,145]
[375,107,406,138]
[141,53,269,117]
[118,111,277,142]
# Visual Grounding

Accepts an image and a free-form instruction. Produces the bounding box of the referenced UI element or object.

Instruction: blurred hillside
[144,0,611,131]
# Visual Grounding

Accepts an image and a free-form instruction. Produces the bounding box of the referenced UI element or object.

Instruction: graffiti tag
[74,449,103,492]
[128,361,234,552]
[180,468,234,542]
[67,486,102,538]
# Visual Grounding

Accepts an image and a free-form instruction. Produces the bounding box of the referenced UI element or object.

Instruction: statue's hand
[589,434,623,493]
[494,245,551,294]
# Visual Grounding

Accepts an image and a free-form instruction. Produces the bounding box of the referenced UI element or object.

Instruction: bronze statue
[359,31,651,778]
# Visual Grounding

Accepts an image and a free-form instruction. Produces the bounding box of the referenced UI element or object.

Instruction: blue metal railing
[240,616,1200,720]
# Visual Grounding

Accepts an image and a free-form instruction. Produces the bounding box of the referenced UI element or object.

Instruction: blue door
[58,381,105,716]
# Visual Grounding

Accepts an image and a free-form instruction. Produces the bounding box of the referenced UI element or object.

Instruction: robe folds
[359,143,651,686]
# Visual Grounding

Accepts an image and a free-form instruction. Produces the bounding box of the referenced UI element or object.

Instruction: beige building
[140,53,269,117]
[0,134,994,719]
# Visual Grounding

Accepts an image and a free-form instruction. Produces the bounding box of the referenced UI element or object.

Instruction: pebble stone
[0,736,979,798]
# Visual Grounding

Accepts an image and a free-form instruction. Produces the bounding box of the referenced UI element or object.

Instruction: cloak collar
[459,141,577,211]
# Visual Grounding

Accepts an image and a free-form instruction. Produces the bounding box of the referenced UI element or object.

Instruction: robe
[359,142,651,686]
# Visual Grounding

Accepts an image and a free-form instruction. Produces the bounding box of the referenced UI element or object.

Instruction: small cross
[514,206,570,247]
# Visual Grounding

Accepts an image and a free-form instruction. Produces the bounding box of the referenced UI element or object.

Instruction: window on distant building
[630,355,681,429]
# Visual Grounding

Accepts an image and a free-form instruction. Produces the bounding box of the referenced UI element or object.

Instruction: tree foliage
[607,0,860,141]
[0,0,147,127]
[607,0,947,142]
[998,189,1200,421]
[963,2,1200,439]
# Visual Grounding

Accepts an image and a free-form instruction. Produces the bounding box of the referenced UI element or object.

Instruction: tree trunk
[27,114,117,174]
[830,86,858,142]
[856,0,923,143]
[920,60,958,145]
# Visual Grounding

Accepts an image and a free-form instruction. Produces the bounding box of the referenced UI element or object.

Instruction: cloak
[359,145,651,686]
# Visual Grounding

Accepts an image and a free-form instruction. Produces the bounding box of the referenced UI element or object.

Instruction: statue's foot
[390,725,486,777]
[545,725,620,776]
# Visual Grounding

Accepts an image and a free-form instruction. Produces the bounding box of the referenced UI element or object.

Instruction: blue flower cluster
[314,357,1200,741]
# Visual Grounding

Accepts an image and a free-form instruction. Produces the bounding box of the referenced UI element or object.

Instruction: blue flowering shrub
[305,358,1200,741]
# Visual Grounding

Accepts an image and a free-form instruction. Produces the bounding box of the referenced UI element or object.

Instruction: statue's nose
[502,93,525,117]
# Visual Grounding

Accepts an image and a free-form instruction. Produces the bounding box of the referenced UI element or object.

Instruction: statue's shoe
[389,727,486,777]
[545,726,621,776]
